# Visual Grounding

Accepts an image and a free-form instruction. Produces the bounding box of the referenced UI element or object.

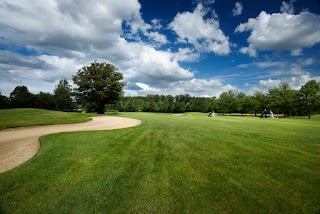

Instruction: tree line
[0,80,75,111]
[107,81,320,118]
[1,61,319,118]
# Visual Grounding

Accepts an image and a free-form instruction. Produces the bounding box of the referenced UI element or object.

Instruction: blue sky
[0,0,319,97]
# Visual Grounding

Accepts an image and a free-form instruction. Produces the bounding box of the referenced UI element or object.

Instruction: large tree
[73,62,125,114]
[298,80,320,119]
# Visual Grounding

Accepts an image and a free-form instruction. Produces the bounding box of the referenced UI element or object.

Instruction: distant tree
[244,95,257,115]
[253,91,269,116]
[173,101,186,113]
[235,92,247,115]
[73,61,125,114]
[298,80,320,119]
[54,79,74,111]
[269,82,294,117]
[0,92,10,109]
[10,85,34,108]
[188,97,210,112]
[35,92,55,110]
[218,90,238,114]
[158,100,169,112]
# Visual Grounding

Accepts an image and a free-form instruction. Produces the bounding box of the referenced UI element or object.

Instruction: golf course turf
[0,109,319,213]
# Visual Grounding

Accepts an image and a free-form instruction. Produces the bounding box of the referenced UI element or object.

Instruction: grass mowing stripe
[0,111,319,213]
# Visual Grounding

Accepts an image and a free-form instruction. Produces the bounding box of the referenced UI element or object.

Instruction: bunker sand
[0,116,141,173]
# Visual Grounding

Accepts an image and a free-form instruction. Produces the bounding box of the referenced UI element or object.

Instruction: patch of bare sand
[0,116,141,173]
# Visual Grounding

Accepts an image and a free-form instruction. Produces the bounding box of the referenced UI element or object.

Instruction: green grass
[0,108,100,130]
[0,110,319,213]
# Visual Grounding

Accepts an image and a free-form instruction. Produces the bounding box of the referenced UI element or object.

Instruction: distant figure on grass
[260,109,267,118]
[208,110,215,117]
[269,110,275,119]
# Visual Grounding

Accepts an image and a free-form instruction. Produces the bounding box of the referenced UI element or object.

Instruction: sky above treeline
[0,0,320,97]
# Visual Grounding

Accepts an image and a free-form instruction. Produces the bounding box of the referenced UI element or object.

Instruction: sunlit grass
[0,110,319,213]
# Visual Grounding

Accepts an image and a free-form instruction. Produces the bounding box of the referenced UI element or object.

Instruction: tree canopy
[72,61,125,114]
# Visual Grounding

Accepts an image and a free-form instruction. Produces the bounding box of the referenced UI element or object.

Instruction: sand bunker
[0,116,141,173]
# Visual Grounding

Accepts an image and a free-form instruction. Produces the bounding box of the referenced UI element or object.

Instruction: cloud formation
[236,11,320,55]
[280,1,294,14]
[169,3,230,55]
[1,0,221,96]
[232,2,243,16]
[0,0,318,98]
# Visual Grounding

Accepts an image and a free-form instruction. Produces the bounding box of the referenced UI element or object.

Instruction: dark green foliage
[73,61,125,114]
[10,85,34,108]
[298,80,320,119]
[0,92,10,109]
[217,90,238,114]
[53,79,74,111]
[34,92,55,110]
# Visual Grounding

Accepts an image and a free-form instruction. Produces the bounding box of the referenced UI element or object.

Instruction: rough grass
[0,110,319,213]
[0,108,95,130]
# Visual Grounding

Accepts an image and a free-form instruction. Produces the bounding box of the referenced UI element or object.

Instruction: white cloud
[151,19,162,30]
[239,44,257,57]
[115,40,194,84]
[301,58,314,66]
[235,11,320,55]
[169,3,230,55]
[174,48,201,62]
[135,82,160,93]
[291,48,302,56]
[124,12,168,46]
[126,78,235,97]
[146,31,168,45]
[259,79,282,89]
[233,2,243,16]
[280,1,294,14]
[238,61,287,69]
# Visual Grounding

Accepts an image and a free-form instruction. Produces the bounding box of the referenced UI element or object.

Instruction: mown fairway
[0,110,319,213]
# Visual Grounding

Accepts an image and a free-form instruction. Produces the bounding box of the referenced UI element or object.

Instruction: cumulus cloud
[124,13,168,46]
[174,48,201,62]
[0,0,141,55]
[135,82,160,93]
[243,59,320,94]
[235,11,320,56]
[0,0,204,96]
[119,42,194,84]
[255,74,320,92]
[280,1,294,14]
[126,78,235,97]
[169,3,230,55]
[232,2,243,16]
[239,44,257,57]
